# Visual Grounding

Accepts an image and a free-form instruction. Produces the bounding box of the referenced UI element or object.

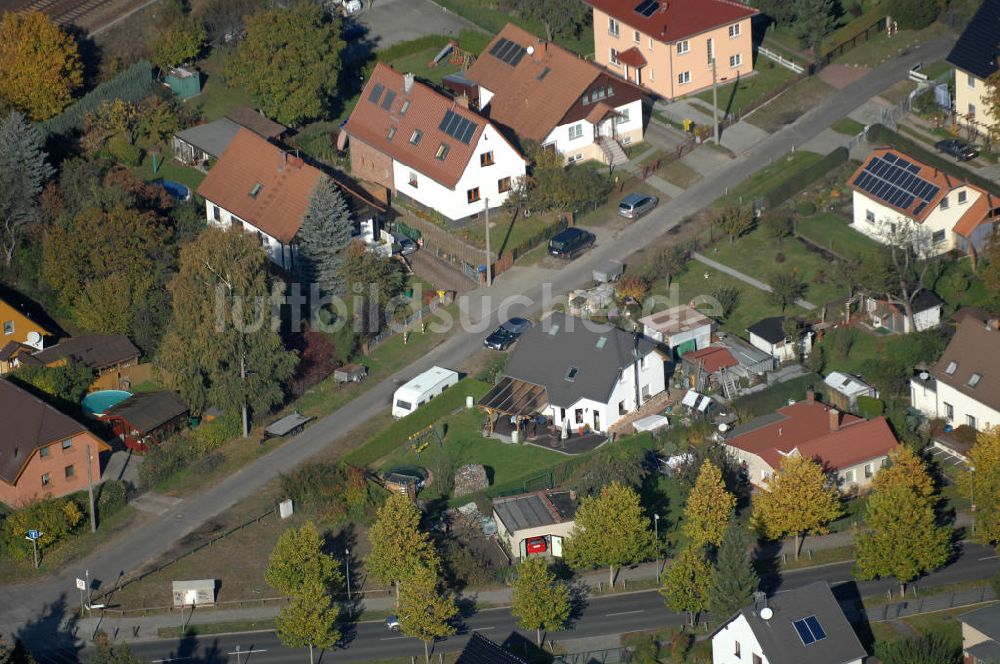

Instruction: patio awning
[478,377,548,419]
[633,415,669,432]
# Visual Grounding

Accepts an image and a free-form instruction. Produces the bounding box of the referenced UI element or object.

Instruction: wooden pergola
[478,376,548,434]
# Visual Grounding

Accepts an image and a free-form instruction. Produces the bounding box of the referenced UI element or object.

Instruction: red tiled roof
[848,148,989,224]
[196,129,325,244]
[726,401,898,472]
[584,0,757,43]
[617,46,647,68]
[683,346,737,373]
[345,63,511,189]
[953,192,995,238]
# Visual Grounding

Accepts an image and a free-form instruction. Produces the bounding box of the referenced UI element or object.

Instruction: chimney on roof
[778,427,783,436]
[278,151,286,173]
[829,408,840,431]
[404,72,415,94]
[456,94,469,109]
[659,0,667,13]
[806,390,815,403]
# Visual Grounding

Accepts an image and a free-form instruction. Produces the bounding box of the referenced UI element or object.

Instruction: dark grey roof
[947,0,1000,79]
[960,602,1000,641]
[503,313,657,408]
[718,334,774,368]
[103,391,188,434]
[967,640,1000,661]
[913,290,944,313]
[456,632,527,664]
[174,118,243,159]
[224,107,287,139]
[32,334,140,370]
[492,490,576,532]
[712,582,866,664]
[726,410,787,439]
[746,317,789,345]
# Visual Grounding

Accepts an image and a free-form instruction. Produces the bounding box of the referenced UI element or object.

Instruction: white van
[392,366,459,418]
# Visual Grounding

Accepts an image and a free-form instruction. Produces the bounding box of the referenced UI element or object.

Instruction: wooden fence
[91,362,156,391]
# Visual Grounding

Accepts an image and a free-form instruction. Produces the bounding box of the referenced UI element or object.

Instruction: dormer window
[410,130,422,145]
[435,143,450,160]
[945,361,958,375]
[565,366,579,381]
[969,373,982,388]
[958,190,968,204]
[387,126,397,140]
[249,183,263,198]
[400,100,411,115]
[940,196,949,210]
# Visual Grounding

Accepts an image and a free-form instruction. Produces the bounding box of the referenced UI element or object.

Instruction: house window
[387,126,397,140]
[729,53,742,68]
[609,17,619,37]
[968,73,976,89]
[752,655,763,664]
[729,23,741,37]
[575,408,584,424]
[408,172,418,188]
[62,439,73,450]
[212,205,221,222]
[41,473,50,487]
[565,366,579,381]
[969,373,982,388]
[945,361,958,375]
[678,71,691,85]
[619,400,627,416]
[633,30,640,43]
[435,143,449,160]
[467,187,481,204]
[649,37,654,50]
[3,320,12,335]
[65,465,75,479]
[968,414,978,429]
[945,402,954,420]
[865,210,875,223]
[480,151,495,166]
[410,129,422,145]
[615,108,630,125]
[676,40,689,55]
[958,190,968,204]
[845,469,856,483]
[864,463,874,478]
[968,103,977,117]
[734,641,741,657]
[932,229,946,244]
[610,48,620,66]
[568,124,584,140]
[497,176,512,193]
[400,100,411,115]
[707,38,714,63]
[940,195,949,210]
[39,446,50,458]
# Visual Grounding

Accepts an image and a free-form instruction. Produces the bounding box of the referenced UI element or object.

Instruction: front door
[598,118,615,139]
[593,411,601,431]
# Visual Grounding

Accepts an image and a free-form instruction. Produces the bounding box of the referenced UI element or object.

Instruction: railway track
[9,0,147,33]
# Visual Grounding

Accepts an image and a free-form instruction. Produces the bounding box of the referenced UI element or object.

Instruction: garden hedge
[39,60,154,137]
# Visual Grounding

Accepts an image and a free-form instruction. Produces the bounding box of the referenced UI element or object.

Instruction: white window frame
[958,190,968,204]
[729,23,741,38]
[707,38,714,64]
[729,53,742,68]
[968,73,976,89]
[940,195,949,210]
[865,210,875,223]
[568,123,584,140]
[608,17,619,37]
[408,172,418,188]
[678,71,691,85]
[676,40,689,55]
[845,469,856,483]
[633,29,640,43]
[945,402,954,420]
[932,229,946,244]
[615,108,630,125]
[968,414,978,429]
[610,48,620,67]
[864,463,874,479]
[3,320,12,335]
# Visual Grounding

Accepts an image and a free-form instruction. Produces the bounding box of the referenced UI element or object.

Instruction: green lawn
[388,47,461,86]
[136,154,206,192]
[796,211,881,260]
[922,59,953,81]
[695,61,796,120]
[432,0,590,56]
[881,80,918,105]
[720,151,824,207]
[834,22,952,68]
[189,50,255,122]
[456,207,556,257]
[831,117,866,136]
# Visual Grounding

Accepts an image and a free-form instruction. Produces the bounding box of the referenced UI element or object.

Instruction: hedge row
[866,123,1000,197]
[511,216,570,260]
[762,147,849,208]
[344,377,490,467]
[40,60,154,137]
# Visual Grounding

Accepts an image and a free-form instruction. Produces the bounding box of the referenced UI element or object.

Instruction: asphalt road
[0,34,956,644]
[32,542,998,664]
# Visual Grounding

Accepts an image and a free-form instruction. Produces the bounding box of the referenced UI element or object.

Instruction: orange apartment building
[586,0,757,100]
[0,379,109,506]
[0,289,57,374]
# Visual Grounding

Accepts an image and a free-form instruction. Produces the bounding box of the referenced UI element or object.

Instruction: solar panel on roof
[883,152,898,164]
[381,90,396,111]
[634,0,659,16]
[368,83,385,105]
[907,163,921,174]
[805,616,827,640]
[793,620,815,645]
[914,201,927,215]
[489,38,527,66]
[439,109,477,145]
[856,154,944,211]
[793,616,827,646]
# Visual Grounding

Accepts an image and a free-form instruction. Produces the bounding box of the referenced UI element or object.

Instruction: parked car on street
[385,615,400,631]
[393,233,418,256]
[484,317,533,350]
[935,139,978,161]
[618,193,659,219]
[548,227,595,258]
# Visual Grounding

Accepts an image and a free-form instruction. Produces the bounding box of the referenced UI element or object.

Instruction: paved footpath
[0,35,957,646]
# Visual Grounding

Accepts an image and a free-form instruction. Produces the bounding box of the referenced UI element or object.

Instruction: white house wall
[391,124,525,220]
[711,614,767,664]
[204,200,296,270]
[910,378,999,432]
[542,98,643,160]
[851,187,984,255]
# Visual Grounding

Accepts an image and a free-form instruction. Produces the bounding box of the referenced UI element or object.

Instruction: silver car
[618,193,659,219]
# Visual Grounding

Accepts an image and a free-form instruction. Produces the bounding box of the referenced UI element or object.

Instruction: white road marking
[605,610,645,617]
[979,555,998,561]
[152,658,192,663]
[379,636,407,641]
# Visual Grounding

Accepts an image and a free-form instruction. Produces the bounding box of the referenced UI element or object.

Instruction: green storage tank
[165,67,201,100]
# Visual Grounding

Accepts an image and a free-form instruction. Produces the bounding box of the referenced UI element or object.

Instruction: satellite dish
[760,607,773,620]
[718,423,729,433]
[526,45,535,55]
[919,371,930,380]
[25,331,42,348]
[787,399,796,406]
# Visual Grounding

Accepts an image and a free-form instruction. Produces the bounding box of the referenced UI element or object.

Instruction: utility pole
[86,442,96,533]
[240,350,249,438]
[345,548,352,600]
[654,514,660,582]
[710,56,720,144]
[484,198,492,287]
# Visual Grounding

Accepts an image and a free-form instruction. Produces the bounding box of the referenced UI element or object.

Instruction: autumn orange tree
[0,11,83,121]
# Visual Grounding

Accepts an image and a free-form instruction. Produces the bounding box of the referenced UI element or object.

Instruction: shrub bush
[96,480,129,519]
[138,438,191,489]
[106,134,143,166]
[887,0,939,29]
[189,414,240,455]
[856,395,885,418]
[795,201,817,215]
[2,497,84,558]
[762,148,848,209]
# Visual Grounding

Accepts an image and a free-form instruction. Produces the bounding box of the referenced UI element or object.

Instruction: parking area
[929,444,968,474]
[358,0,480,48]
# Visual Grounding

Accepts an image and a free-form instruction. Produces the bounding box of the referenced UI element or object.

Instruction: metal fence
[864,586,996,623]
[397,210,488,283]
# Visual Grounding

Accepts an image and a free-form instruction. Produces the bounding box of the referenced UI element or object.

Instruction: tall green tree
[0,111,54,267]
[792,0,837,56]
[225,2,345,126]
[563,482,656,588]
[710,519,759,621]
[0,11,83,121]
[886,0,940,30]
[157,227,297,425]
[274,579,341,664]
[863,224,940,334]
[874,633,959,664]
[660,545,713,627]
[396,568,458,664]
[768,270,807,311]
[570,445,647,496]
[297,178,353,296]
[751,455,842,559]
[366,492,439,597]
[681,460,735,548]
[151,15,207,70]
[509,0,588,41]
[511,557,572,646]
[266,521,342,596]
[963,426,1000,546]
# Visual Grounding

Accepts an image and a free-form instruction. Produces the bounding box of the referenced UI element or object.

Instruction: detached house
[959,603,1000,664]
[459,23,646,165]
[910,316,1000,433]
[722,393,899,491]
[849,148,999,257]
[479,312,666,435]
[0,288,57,374]
[344,63,526,221]
[0,379,109,506]
[946,0,1000,137]
[586,0,757,100]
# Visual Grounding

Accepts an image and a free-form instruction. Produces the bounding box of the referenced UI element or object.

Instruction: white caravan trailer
[392,366,459,418]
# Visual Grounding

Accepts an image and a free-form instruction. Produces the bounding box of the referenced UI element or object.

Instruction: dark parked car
[935,139,978,161]
[484,317,533,350]
[548,227,595,258]
[618,192,659,219]
[393,233,418,256]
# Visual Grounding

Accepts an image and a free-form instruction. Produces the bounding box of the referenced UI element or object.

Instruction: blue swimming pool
[160,180,191,201]
[82,390,133,417]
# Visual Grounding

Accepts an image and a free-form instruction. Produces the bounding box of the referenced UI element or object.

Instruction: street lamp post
[654,514,661,582]
[345,548,352,600]
[970,465,976,534]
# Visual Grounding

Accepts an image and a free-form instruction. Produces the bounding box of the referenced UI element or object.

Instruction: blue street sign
[27,530,39,540]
